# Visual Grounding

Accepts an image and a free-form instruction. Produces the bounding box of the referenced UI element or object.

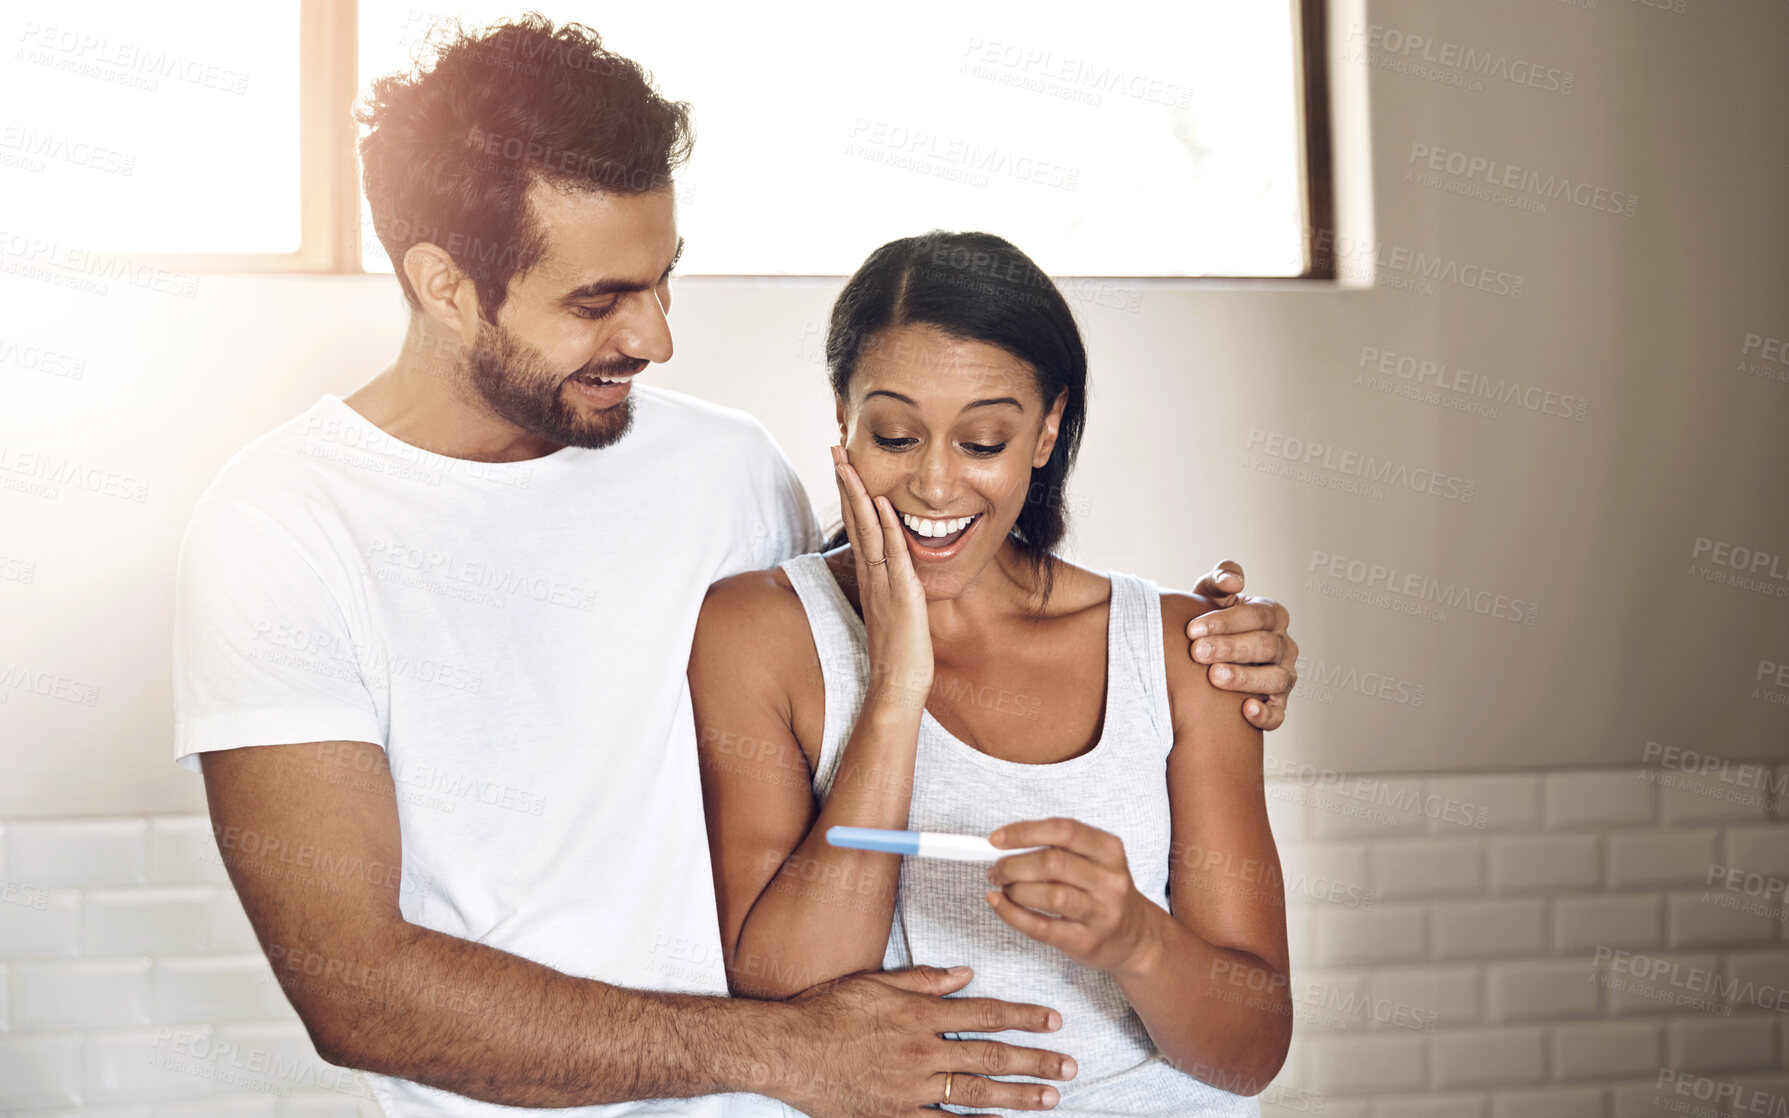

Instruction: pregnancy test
[826,826,1044,862]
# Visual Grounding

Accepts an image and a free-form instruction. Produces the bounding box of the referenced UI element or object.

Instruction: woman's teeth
[899,512,977,538]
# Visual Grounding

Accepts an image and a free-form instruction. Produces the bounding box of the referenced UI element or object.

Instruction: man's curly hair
[356,13,693,322]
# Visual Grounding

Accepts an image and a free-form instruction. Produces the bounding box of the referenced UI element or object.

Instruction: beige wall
[3,0,1787,819]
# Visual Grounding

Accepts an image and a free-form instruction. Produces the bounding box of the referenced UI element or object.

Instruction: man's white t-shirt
[173,385,820,1117]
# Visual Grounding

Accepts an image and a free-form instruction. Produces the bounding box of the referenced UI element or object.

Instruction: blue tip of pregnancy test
[826,825,921,855]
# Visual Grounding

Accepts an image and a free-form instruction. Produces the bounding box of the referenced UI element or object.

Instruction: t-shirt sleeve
[171,494,385,773]
[737,420,821,570]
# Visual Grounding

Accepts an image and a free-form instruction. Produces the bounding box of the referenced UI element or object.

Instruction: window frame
[1295,0,1336,281]
[128,0,360,274]
[159,0,1334,280]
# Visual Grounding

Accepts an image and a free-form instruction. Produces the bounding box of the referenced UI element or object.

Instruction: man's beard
[464,319,645,450]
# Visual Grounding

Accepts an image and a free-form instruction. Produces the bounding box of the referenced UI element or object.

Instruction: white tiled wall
[0,818,380,1116]
[1262,764,1789,1118]
[4,764,1786,1114]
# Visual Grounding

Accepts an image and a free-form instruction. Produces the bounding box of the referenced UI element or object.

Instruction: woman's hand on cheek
[984,818,1161,978]
[832,444,933,709]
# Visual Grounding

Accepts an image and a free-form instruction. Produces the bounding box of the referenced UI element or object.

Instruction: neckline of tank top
[806,553,1121,775]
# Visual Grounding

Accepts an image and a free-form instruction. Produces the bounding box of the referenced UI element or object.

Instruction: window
[3,0,356,272]
[5,0,1332,277]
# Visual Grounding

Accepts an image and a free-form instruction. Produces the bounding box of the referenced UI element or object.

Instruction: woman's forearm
[728,697,924,997]
[1112,905,1293,1094]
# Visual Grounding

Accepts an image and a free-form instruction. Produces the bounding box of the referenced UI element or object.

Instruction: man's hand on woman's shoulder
[1184,560,1298,731]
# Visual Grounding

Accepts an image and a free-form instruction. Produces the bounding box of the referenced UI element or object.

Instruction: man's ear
[835,394,849,443]
[403,241,482,340]
[1032,389,1068,468]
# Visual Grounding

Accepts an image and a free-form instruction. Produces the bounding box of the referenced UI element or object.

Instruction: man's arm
[1187,561,1300,730]
[204,737,1072,1116]
[203,738,784,1105]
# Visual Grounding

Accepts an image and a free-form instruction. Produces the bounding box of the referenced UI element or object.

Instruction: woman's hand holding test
[985,814,1292,1092]
[983,817,1163,976]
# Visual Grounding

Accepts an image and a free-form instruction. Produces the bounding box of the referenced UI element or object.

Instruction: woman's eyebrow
[864,389,1024,412]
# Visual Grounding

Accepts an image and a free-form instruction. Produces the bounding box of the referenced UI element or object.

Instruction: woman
[689,232,1290,1116]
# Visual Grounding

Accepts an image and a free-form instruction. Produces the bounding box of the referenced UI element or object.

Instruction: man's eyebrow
[558,238,685,303]
[863,389,1024,412]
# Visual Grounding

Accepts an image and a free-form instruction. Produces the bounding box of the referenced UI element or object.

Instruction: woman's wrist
[864,661,933,715]
[1108,893,1174,984]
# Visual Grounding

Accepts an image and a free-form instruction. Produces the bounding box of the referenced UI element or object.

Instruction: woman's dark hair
[822,231,1088,608]
[356,13,693,323]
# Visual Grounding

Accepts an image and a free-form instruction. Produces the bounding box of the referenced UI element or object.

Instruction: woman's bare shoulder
[1156,589,1231,729]
[1038,556,1118,615]
[697,566,812,655]
[1158,589,1222,642]
[693,566,828,769]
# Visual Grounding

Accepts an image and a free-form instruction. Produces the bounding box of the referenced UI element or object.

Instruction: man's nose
[618,288,673,364]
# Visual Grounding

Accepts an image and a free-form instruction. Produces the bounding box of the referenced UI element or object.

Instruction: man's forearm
[294,919,795,1107]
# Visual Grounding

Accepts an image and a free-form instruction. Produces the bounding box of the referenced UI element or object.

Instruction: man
[174,15,1300,1118]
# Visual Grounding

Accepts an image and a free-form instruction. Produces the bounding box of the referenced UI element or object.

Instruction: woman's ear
[1032,389,1068,468]
[835,394,849,443]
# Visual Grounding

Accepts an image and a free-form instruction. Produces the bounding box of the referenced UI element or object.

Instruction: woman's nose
[910,446,955,506]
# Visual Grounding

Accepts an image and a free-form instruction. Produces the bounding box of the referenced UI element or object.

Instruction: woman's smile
[896,508,982,559]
